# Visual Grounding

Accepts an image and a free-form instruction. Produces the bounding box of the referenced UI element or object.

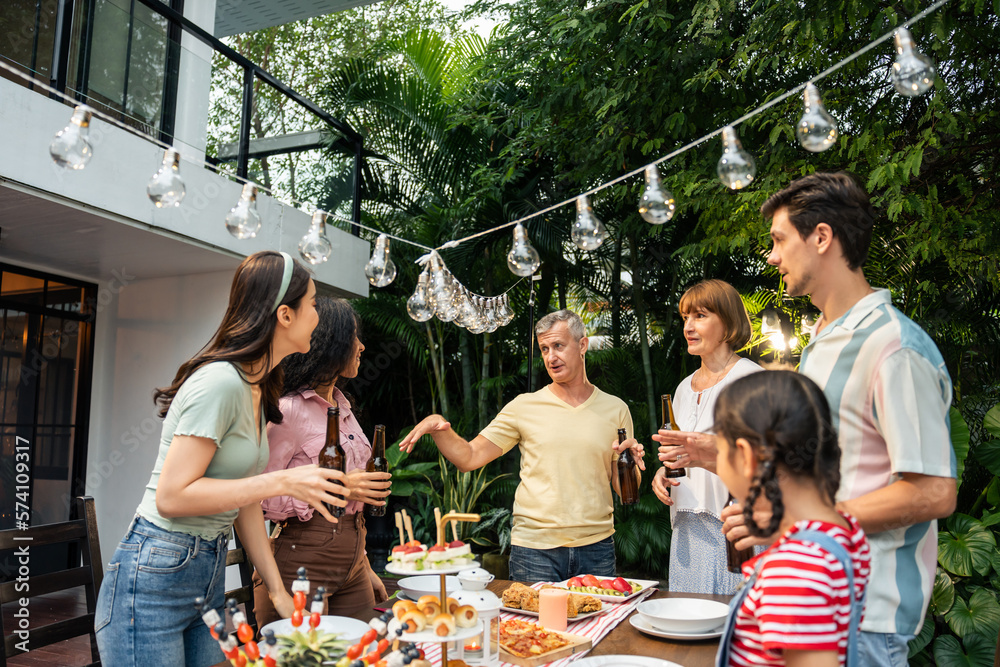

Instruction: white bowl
[397,575,461,600]
[635,598,729,634]
[261,615,369,642]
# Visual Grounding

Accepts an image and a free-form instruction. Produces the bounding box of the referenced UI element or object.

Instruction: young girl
[95,251,349,667]
[713,371,870,667]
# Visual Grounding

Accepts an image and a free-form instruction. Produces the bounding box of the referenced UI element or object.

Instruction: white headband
[272,252,294,312]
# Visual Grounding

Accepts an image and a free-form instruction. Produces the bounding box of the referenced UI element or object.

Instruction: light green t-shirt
[479,385,633,549]
[137,362,269,540]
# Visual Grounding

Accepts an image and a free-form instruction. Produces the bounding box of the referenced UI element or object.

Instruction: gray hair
[535,310,586,341]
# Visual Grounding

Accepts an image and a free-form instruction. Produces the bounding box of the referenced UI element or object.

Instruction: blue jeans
[857,631,914,667]
[509,536,616,582]
[95,515,229,667]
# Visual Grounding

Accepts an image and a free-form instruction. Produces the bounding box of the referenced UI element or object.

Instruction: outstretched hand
[399,414,451,453]
[343,468,391,505]
[653,429,719,472]
[280,464,348,523]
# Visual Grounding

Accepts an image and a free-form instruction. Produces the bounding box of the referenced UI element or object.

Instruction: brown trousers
[252,512,375,627]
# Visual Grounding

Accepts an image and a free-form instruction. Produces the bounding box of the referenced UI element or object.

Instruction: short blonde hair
[678,279,752,351]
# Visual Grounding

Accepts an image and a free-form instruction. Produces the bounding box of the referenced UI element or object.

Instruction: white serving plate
[499,605,606,622]
[554,577,659,603]
[385,560,480,576]
[629,614,724,641]
[260,615,369,642]
[572,656,683,667]
[396,620,483,644]
[635,597,729,634]
[397,575,461,600]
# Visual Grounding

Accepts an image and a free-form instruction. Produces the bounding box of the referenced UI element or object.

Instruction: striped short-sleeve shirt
[799,288,955,635]
[730,515,870,666]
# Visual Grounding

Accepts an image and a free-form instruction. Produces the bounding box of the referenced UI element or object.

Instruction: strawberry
[580,574,600,588]
[611,577,632,593]
[567,576,584,588]
[599,579,616,590]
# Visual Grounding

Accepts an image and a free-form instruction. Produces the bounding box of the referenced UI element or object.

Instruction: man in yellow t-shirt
[400,310,644,582]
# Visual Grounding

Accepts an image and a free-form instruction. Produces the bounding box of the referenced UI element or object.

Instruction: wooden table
[381,578,727,667]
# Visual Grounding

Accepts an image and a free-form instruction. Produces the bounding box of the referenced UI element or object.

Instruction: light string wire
[437,0,953,250]
[0,0,950,262]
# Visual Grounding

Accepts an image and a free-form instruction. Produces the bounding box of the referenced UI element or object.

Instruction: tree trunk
[612,236,623,348]
[479,332,491,430]
[460,330,474,417]
[629,234,658,435]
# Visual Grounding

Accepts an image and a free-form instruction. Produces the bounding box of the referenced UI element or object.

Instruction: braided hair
[713,370,841,538]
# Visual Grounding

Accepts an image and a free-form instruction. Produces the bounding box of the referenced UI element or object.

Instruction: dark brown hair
[760,171,875,270]
[154,251,311,423]
[281,297,360,396]
[713,370,841,538]
[678,279,752,351]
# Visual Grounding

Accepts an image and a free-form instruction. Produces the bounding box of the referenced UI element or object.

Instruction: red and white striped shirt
[727,513,870,666]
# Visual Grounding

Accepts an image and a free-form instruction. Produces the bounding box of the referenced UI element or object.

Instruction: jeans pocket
[138,544,193,573]
[95,562,119,632]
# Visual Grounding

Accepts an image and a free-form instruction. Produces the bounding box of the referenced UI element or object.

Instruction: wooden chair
[0,496,103,666]
[225,530,258,636]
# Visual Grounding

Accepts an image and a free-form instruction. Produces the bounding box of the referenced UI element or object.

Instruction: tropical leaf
[932,568,956,616]
[944,587,1000,639]
[933,633,997,667]
[939,514,998,577]
[973,439,1000,477]
[984,404,1000,438]
[907,615,935,657]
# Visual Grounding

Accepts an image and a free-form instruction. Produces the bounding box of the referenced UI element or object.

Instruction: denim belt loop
[193,535,201,557]
[126,514,140,538]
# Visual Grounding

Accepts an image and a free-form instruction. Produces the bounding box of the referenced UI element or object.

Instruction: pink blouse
[261,387,372,520]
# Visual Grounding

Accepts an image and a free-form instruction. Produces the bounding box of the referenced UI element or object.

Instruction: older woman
[652,279,761,594]
[252,297,391,626]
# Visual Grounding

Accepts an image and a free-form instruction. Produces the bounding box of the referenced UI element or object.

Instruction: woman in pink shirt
[252,298,391,625]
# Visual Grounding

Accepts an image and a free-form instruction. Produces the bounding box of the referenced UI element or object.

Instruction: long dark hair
[713,370,841,538]
[154,251,311,423]
[279,298,360,406]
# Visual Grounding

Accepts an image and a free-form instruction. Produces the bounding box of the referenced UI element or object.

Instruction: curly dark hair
[713,370,841,539]
[278,297,360,404]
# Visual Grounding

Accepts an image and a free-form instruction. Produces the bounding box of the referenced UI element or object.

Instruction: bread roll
[392,599,417,619]
[444,597,461,614]
[401,609,427,633]
[454,604,479,628]
[417,594,439,607]
[419,600,442,618]
[432,612,456,637]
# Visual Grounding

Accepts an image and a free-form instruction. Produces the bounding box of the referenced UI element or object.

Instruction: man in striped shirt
[758,171,956,665]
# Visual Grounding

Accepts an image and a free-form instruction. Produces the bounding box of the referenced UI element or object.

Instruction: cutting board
[499,629,592,667]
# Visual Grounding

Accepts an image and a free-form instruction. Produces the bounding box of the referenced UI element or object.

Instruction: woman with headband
[95,251,349,667]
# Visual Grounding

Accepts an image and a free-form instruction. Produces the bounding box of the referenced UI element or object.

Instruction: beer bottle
[616,428,640,506]
[725,496,755,573]
[364,424,388,518]
[661,394,686,478]
[317,406,346,524]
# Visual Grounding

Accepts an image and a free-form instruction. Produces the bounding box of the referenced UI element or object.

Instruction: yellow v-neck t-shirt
[479,384,633,549]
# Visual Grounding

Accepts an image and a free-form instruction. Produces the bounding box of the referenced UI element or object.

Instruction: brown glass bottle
[661,394,686,478]
[725,496,755,573]
[616,428,640,506]
[317,406,346,522]
[364,424,388,518]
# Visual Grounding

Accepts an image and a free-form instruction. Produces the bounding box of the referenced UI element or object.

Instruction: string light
[507,223,541,276]
[797,83,838,153]
[299,210,334,264]
[225,183,262,239]
[891,27,936,96]
[717,126,756,190]
[364,234,397,287]
[146,147,186,207]
[407,269,435,322]
[49,105,93,169]
[572,195,608,250]
[638,165,676,224]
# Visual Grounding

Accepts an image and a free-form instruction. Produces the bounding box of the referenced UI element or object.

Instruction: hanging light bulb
[407,269,435,322]
[467,297,489,334]
[638,165,676,225]
[364,234,398,287]
[225,183,262,239]
[146,147,187,207]
[797,83,838,153]
[298,210,334,265]
[891,27,936,97]
[717,126,756,190]
[572,195,608,250]
[483,299,500,333]
[499,294,515,326]
[455,287,479,329]
[49,105,94,169]
[428,255,458,322]
[506,222,541,276]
